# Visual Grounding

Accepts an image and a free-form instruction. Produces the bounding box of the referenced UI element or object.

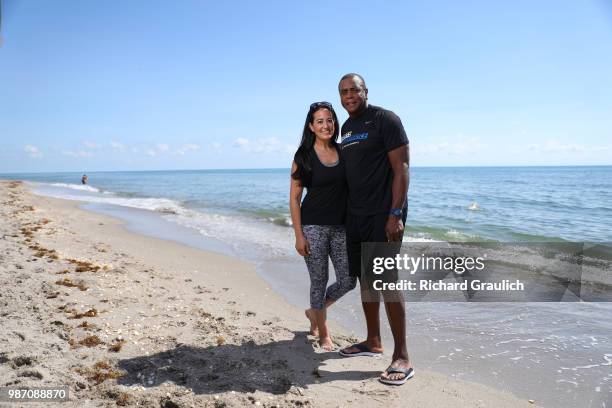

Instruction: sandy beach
[0,180,539,407]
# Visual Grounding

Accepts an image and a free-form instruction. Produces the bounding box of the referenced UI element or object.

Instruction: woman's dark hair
[291,102,340,187]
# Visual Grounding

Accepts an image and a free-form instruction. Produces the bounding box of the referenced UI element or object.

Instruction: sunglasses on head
[310,101,333,111]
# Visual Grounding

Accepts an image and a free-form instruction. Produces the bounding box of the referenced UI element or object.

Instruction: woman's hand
[295,234,310,256]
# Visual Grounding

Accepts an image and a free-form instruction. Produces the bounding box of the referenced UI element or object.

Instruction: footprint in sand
[17,370,44,380]
[10,356,35,368]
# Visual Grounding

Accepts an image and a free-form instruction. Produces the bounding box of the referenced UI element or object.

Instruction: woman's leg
[326,225,357,303]
[302,225,333,349]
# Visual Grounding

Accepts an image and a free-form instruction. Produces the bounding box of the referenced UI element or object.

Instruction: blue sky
[1,0,611,172]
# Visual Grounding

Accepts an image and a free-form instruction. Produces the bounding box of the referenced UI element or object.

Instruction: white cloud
[83,140,101,149]
[233,137,250,148]
[175,143,201,155]
[110,141,126,152]
[417,137,484,156]
[24,145,43,158]
[147,143,176,157]
[62,150,93,158]
[233,137,295,154]
[525,141,597,154]
[143,143,173,157]
[210,142,222,153]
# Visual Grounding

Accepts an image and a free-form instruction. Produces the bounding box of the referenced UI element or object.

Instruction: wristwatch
[389,208,403,218]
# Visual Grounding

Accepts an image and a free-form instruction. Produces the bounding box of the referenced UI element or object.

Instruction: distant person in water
[81,174,88,185]
[289,101,357,351]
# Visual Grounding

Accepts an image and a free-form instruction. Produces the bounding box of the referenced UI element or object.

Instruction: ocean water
[3,166,611,407]
[5,166,612,246]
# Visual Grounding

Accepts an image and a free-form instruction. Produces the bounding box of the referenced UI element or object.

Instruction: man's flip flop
[379,367,415,385]
[338,343,382,357]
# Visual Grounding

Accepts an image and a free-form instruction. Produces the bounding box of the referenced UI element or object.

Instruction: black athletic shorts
[346,208,407,279]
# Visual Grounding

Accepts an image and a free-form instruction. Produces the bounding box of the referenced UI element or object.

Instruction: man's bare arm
[385,144,410,241]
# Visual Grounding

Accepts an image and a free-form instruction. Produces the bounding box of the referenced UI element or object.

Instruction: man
[337,73,413,385]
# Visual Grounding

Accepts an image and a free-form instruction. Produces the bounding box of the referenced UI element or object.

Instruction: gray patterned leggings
[302,225,357,310]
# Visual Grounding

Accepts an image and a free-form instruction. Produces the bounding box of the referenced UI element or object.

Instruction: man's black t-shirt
[340,105,408,215]
[300,148,347,225]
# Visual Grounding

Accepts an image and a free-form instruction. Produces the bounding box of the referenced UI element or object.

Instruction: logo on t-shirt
[341,132,368,144]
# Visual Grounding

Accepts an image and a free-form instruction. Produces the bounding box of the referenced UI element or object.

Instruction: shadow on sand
[116,331,381,395]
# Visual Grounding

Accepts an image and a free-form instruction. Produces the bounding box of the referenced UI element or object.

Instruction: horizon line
[1,164,612,175]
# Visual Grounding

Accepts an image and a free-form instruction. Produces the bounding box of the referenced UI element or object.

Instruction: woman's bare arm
[289,162,309,256]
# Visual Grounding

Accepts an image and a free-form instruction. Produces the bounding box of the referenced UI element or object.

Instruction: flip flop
[338,343,382,357]
[379,366,414,385]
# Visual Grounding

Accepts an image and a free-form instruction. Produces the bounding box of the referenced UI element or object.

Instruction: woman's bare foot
[305,308,318,336]
[319,336,334,351]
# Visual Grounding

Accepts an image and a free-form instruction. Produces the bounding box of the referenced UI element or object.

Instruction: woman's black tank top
[300,149,347,225]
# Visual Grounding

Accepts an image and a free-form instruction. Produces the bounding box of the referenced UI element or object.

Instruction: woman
[289,101,357,351]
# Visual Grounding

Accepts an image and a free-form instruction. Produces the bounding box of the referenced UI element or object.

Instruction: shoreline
[1,180,540,407]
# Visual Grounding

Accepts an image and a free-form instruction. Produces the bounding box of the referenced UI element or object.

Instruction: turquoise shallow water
[3,166,612,243]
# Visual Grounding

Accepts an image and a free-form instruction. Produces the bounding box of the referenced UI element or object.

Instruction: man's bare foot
[379,358,413,383]
[339,340,383,356]
[319,336,334,351]
[305,309,318,336]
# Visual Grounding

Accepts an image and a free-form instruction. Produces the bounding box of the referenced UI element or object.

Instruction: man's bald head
[339,73,366,90]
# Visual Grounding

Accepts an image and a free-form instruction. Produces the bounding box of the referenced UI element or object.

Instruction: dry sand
[0,180,539,407]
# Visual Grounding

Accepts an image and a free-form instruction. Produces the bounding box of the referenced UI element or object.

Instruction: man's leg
[380,209,413,382]
[361,296,383,351]
[340,215,384,355]
[340,282,383,354]
[380,292,412,381]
